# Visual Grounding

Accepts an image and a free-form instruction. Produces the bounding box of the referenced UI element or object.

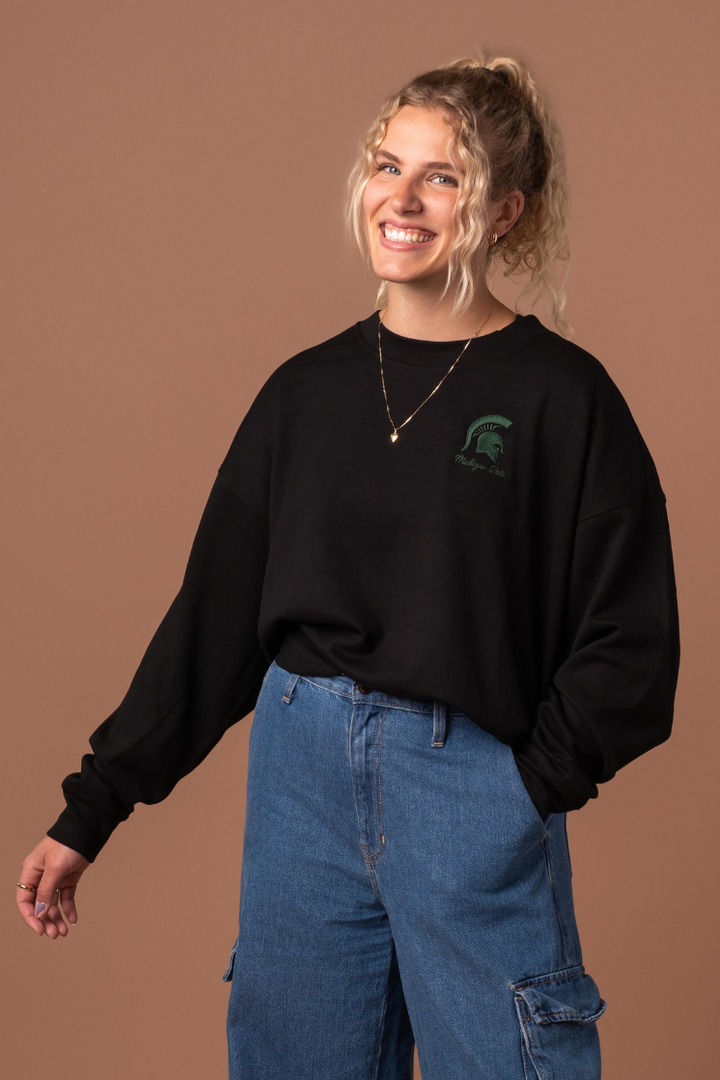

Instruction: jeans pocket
[512,965,606,1080]
[503,743,550,830]
[222,935,239,983]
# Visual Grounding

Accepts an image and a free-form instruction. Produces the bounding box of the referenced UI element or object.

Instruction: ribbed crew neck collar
[357,310,539,368]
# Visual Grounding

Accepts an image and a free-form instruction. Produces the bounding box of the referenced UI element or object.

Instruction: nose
[389,176,422,215]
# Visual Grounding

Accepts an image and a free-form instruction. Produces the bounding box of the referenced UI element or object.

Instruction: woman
[16,56,680,1079]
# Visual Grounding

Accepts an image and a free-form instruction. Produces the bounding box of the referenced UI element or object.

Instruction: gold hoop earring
[488,232,498,247]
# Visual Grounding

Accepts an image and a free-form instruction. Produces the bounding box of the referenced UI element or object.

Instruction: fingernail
[35,902,46,916]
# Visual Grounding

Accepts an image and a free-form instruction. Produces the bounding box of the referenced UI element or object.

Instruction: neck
[380,277,514,341]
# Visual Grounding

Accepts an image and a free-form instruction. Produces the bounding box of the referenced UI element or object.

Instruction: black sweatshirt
[47,312,681,862]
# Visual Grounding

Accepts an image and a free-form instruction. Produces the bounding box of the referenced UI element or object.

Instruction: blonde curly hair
[347,55,572,336]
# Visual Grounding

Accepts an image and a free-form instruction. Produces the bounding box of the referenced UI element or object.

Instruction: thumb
[34,875,61,921]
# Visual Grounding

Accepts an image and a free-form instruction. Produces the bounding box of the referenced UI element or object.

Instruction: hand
[16,836,89,938]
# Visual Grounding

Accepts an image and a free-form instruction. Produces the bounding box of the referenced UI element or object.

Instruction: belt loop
[282,672,300,704]
[432,701,447,747]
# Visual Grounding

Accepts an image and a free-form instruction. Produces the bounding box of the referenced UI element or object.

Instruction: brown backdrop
[2,2,718,1077]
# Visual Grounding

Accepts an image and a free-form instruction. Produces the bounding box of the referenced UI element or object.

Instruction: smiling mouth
[381,223,436,244]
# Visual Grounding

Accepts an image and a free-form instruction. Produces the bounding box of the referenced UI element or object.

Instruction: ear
[492,189,525,238]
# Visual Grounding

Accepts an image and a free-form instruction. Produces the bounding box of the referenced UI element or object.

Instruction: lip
[378,221,437,251]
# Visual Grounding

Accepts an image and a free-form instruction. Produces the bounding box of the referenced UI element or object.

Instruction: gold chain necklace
[377,306,496,443]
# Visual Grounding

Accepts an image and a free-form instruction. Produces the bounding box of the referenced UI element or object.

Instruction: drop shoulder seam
[216,467,266,531]
[576,494,667,526]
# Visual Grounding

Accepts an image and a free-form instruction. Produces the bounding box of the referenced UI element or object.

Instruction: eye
[432,173,459,187]
[375,162,400,175]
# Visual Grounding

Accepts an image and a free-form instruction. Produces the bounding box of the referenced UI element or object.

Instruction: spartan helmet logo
[460,414,513,463]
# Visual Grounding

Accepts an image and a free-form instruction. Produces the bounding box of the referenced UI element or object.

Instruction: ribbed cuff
[47,796,129,863]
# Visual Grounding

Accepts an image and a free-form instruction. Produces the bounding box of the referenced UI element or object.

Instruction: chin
[370,254,435,281]
[373,266,443,288]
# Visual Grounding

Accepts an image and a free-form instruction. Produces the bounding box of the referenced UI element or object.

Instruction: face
[362,105,463,288]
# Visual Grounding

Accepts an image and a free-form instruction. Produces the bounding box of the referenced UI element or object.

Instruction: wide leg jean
[223,661,605,1079]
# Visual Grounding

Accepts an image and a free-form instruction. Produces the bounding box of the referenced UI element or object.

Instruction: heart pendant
[391,432,398,442]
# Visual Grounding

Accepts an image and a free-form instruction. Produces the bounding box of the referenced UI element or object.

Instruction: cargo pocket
[511,965,606,1080]
[221,935,239,983]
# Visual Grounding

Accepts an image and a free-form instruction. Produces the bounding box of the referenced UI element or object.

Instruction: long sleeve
[47,472,271,862]
[45,315,684,855]
[514,492,680,821]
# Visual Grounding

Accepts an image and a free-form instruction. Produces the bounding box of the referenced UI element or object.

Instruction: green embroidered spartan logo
[460,414,513,463]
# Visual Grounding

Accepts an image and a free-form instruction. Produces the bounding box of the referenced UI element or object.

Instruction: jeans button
[357,684,370,694]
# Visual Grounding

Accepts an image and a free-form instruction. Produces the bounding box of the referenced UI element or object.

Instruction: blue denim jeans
[223,661,605,1079]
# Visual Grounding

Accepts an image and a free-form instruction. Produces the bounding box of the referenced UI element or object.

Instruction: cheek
[362,197,381,250]
[433,193,459,233]
[362,177,385,219]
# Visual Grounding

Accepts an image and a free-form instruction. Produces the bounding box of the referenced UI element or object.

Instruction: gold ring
[16,883,60,893]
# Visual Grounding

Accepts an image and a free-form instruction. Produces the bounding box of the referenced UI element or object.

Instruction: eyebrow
[375,149,459,171]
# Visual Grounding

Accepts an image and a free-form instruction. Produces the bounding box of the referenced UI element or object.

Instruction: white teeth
[383,225,433,243]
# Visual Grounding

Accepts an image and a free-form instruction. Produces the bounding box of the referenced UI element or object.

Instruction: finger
[16,875,45,934]
[20,886,60,937]
[16,896,45,934]
[59,883,79,926]
[36,871,85,934]
[46,876,82,936]
[45,890,68,938]
[43,897,61,939]
[16,869,42,910]
[34,874,66,931]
